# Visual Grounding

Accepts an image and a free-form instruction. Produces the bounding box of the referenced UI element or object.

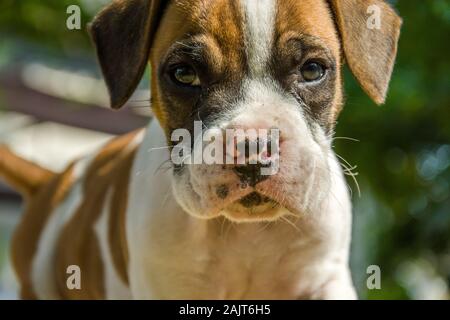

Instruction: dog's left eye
[300,61,326,82]
[171,65,201,87]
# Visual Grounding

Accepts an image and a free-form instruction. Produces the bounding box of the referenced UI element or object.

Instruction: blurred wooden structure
[0,65,151,200]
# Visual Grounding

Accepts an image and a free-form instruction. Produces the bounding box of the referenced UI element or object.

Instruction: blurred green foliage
[338,0,450,299]
[0,0,96,54]
[0,0,449,299]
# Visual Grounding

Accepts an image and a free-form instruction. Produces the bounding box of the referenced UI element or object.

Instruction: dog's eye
[171,65,201,86]
[300,61,325,82]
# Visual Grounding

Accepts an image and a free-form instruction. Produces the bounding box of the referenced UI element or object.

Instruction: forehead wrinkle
[170,0,246,76]
[201,0,245,75]
[191,34,225,73]
[275,0,340,58]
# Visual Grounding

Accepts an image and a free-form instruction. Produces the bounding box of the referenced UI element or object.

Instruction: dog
[0,0,401,299]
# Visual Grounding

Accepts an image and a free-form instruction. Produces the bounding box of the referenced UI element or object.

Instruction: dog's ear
[329,0,402,104]
[89,0,167,109]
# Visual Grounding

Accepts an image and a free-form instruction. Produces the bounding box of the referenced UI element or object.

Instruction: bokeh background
[0,0,449,299]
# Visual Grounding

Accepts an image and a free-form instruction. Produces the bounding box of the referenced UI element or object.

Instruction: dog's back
[1,130,142,299]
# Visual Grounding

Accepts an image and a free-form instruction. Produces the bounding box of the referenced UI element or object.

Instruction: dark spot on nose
[216,184,229,199]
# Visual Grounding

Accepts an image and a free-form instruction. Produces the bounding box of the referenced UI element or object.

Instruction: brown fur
[328,0,402,104]
[10,163,75,299]
[108,156,134,286]
[8,131,140,299]
[0,145,54,198]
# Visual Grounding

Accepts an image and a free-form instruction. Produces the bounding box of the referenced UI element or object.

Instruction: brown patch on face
[276,0,340,52]
[274,0,344,128]
[150,0,246,138]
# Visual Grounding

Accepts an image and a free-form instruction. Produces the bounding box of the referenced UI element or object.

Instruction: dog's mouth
[220,192,282,222]
[238,192,275,208]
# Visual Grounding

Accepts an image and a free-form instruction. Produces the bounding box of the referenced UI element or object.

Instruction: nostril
[235,137,250,159]
[265,137,272,157]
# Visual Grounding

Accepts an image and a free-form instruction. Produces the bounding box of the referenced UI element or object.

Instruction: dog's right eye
[300,61,326,82]
[171,65,201,87]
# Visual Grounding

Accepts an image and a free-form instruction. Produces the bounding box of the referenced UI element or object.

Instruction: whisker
[219,216,228,239]
[255,221,273,234]
[148,146,172,152]
[335,154,357,171]
[335,155,361,198]
[332,136,360,142]
[281,216,301,232]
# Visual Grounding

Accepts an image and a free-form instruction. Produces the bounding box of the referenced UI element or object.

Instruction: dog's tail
[0,145,54,198]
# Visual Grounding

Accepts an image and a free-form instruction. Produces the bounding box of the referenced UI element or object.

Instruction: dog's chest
[136,217,334,299]
[202,226,325,299]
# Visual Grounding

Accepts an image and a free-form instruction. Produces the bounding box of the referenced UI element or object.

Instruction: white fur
[92,131,144,299]
[240,0,276,77]
[94,189,132,300]
[31,156,91,299]
[126,120,178,298]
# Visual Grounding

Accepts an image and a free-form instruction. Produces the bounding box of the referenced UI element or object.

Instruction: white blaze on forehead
[240,0,277,77]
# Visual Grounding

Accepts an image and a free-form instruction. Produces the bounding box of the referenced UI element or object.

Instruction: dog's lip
[207,188,276,217]
[255,180,303,216]
[205,179,300,218]
[221,193,282,222]
[237,192,277,208]
[207,187,254,216]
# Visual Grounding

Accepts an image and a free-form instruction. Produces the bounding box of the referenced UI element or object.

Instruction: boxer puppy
[0,0,401,299]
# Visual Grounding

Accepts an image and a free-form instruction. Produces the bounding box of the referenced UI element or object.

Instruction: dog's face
[151,0,343,221]
[90,0,401,222]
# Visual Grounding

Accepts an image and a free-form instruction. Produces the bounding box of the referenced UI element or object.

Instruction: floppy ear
[89,0,167,109]
[329,0,402,104]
